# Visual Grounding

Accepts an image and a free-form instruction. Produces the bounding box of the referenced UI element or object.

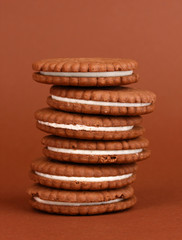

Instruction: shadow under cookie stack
[28,58,156,215]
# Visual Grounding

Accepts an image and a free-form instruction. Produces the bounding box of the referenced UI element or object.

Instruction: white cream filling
[35,171,133,182]
[34,196,123,206]
[51,95,151,107]
[47,146,143,155]
[40,70,133,78]
[37,120,133,132]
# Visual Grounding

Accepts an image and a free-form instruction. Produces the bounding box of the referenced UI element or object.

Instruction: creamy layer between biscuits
[40,70,133,78]
[47,146,143,155]
[37,120,134,132]
[51,95,151,107]
[34,171,133,182]
[38,120,134,132]
[34,196,124,206]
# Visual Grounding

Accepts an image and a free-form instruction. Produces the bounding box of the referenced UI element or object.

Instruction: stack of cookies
[28,58,156,215]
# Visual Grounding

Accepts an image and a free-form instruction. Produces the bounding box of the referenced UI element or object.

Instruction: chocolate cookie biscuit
[35,108,144,140]
[42,135,150,164]
[30,157,137,190]
[48,86,156,115]
[28,184,136,215]
[32,58,138,86]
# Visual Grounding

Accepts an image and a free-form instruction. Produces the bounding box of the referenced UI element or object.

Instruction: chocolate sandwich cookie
[35,108,144,140]
[30,157,137,190]
[32,58,139,86]
[47,86,156,116]
[42,135,150,164]
[28,184,136,215]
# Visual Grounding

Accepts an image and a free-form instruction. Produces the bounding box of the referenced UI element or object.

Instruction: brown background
[0,0,182,239]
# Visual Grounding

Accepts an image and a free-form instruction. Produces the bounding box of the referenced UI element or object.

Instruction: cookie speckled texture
[30,157,137,190]
[28,184,136,215]
[48,86,156,116]
[33,72,139,87]
[35,108,144,140]
[42,135,150,164]
[32,58,138,72]
[32,58,138,86]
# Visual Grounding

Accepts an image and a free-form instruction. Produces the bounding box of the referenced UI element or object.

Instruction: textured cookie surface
[32,58,138,86]
[42,135,150,164]
[32,58,138,72]
[28,184,136,215]
[30,157,137,190]
[48,86,156,116]
[33,72,139,87]
[35,108,144,140]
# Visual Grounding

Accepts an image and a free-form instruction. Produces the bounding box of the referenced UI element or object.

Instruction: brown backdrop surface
[0,0,182,239]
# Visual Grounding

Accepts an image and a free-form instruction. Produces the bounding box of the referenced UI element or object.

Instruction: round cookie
[32,58,138,86]
[30,157,137,190]
[48,86,156,116]
[27,184,136,215]
[35,108,144,140]
[42,135,150,164]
